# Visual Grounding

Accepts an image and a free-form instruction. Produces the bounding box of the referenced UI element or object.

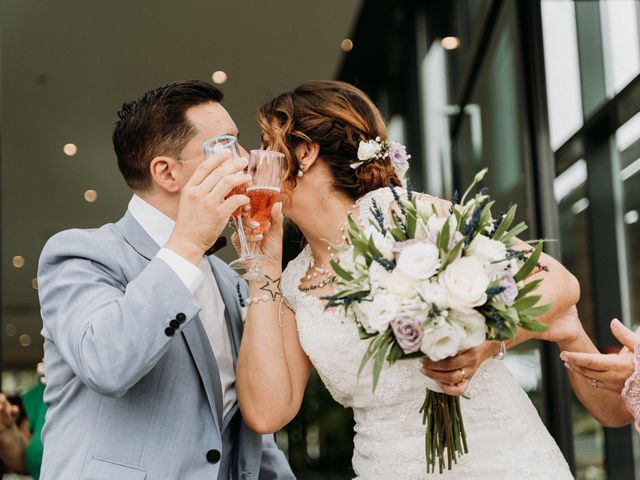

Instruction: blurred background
[2,0,640,478]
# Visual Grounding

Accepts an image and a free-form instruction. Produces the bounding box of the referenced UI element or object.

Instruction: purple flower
[391,314,424,354]
[490,270,518,306]
[387,143,410,177]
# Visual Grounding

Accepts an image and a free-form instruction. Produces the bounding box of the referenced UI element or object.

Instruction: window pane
[541,0,584,151]
[601,0,640,95]
[555,162,605,480]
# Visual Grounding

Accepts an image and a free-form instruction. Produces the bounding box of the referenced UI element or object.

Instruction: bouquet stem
[420,388,468,474]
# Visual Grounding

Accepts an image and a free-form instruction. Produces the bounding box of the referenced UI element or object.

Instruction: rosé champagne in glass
[241,150,285,281]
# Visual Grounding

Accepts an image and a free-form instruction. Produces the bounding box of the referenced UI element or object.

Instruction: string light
[12,256,25,268]
[19,334,32,347]
[84,190,98,203]
[63,143,78,156]
[31,278,38,290]
[212,71,227,84]
[441,36,461,50]
[5,324,16,337]
[341,39,354,52]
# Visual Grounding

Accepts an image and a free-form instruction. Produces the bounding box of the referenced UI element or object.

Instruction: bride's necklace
[301,201,358,291]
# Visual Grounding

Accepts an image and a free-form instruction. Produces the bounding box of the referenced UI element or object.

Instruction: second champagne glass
[202,135,253,269]
[241,149,285,281]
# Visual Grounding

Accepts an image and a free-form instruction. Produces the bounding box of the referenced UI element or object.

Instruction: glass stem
[235,216,251,257]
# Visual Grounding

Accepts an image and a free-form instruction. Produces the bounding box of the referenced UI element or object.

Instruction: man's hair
[113,80,223,190]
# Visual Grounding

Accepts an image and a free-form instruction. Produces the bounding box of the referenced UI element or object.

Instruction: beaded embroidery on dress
[281,187,573,479]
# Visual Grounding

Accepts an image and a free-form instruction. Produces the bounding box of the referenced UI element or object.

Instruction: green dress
[21,382,46,480]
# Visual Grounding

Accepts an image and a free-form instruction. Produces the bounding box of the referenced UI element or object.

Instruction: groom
[37,80,295,479]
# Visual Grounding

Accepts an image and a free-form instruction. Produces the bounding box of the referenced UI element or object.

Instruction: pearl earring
[297,162,307,177]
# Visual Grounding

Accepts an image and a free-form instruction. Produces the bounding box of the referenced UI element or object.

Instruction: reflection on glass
[452,2,541,404]
[555,164,604,480]
[600,0,640,95]
[541,0,584,151]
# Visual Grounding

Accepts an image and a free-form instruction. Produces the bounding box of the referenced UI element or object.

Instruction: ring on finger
[458,368,466,383]
[592,378,598,389]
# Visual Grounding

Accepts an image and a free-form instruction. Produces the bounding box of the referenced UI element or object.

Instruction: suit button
[176,312,186,323]
[206,449,221,464]
[164,327,175,337]
[169,319,180,329]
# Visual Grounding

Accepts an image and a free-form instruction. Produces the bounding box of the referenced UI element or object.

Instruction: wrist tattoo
[259,275,283,301]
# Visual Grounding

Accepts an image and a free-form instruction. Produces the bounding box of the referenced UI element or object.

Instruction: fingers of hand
[421,349,476,372]
[189,150,235,186]
[439,379,469,396]
[560,351,611,371]
[563,362,627,391]
[221,194,250,219]
[611,319,639,350]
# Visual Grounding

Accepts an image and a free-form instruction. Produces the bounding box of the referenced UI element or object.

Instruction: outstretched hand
[561,319,639,393]
[420,342,494,396]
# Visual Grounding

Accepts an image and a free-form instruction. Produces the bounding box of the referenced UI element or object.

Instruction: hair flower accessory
[352,136,411,179]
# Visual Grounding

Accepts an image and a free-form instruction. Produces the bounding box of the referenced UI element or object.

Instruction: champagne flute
[241,149,285,281]
[202,135,253,269]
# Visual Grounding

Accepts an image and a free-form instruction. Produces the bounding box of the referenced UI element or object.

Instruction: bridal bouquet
[324,169,550,474]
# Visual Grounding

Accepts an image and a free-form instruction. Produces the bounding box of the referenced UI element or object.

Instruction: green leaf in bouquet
[519,316,549,332]
[367,236,384,259]
[514,241,543,283]
[501,221,528,244]
[521,303,553,318]
[441,239,465,270]
[406,208,418,238]
[437,216,451,252]
[329,259,355,282]
[514,278,543,301]
[491,204,517,241]
[358,332,383,378]
[372,334,392,391]
[386,342,405,365]
[512,295,542,311]
[389,226,406,242]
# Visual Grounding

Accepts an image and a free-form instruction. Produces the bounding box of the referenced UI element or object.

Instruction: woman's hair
[257,80,402,200]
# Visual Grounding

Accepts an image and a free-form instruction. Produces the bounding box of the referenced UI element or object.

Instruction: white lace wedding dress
[281,188,574,479]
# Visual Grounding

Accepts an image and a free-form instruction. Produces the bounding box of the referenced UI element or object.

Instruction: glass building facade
[282,0,640,478]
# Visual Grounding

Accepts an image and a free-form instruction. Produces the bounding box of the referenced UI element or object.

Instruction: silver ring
[459,368,466,383]
[591,378,598,389]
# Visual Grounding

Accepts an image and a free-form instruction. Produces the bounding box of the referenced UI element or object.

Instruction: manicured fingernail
[612,318,622,327]
[243,205,250,211]
[559,353,566,361]
[564,362,571,369]
[249,220,260,228]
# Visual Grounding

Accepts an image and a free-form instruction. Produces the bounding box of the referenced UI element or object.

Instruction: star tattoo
[259,275,282,300]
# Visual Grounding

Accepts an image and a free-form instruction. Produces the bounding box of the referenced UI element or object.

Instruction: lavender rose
[388,142,410,178]
[490,270,518,306]
[391,315,424,354]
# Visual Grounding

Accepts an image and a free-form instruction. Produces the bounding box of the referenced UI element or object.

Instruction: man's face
[174,101,247,186]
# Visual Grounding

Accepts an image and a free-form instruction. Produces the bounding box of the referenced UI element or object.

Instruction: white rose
[420,279,448,309]
[354,294,399,333]
[420,320,464,361]
[363,225,395,260]
[441,257,490,311]
[449,308,487,350]
[368,261,391,294]
[396,242,441,280]
[468,235,507,269]
[357,140,379,160]
[388,269,420,297]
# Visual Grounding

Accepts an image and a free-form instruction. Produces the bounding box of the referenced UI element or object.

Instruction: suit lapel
[115,211,225,430]
[182,318,224,428]
[208,256,243,369]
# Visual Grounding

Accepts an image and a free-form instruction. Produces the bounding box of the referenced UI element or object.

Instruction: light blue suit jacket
[37,211,294,480]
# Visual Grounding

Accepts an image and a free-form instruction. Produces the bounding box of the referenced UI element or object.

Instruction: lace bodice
[281,188,573,479]
[622,345,640,432]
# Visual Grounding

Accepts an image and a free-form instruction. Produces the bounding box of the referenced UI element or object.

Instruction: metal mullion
[515,0,575,470]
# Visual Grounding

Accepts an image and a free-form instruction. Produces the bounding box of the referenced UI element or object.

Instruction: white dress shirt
[128,194,236,417]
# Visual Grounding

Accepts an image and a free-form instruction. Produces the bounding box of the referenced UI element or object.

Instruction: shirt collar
[127,194,175,248]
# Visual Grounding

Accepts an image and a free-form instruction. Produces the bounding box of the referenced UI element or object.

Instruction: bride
[236,80,579,479]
